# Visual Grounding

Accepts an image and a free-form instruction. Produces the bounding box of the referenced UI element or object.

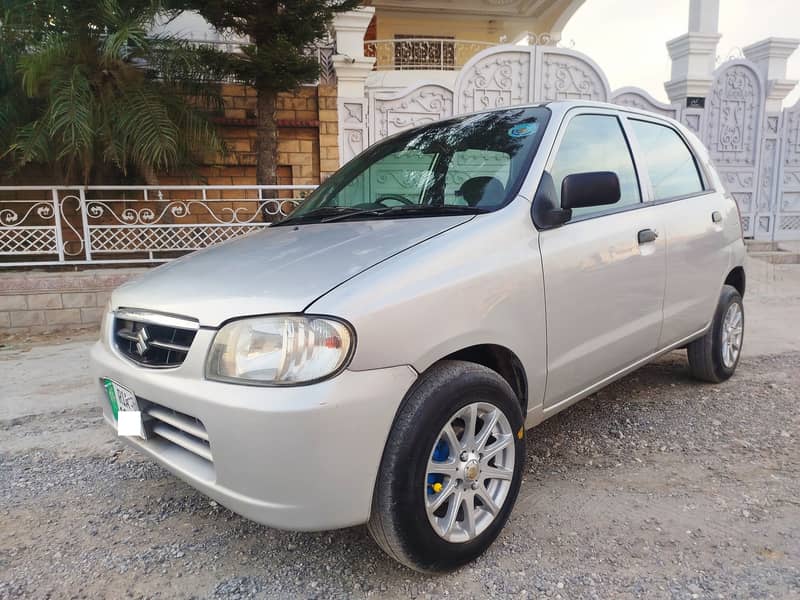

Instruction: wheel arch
[725,266,746,297]
[439,344,528,414]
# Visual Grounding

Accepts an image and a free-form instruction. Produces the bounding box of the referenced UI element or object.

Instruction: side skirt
[523,324,710,429]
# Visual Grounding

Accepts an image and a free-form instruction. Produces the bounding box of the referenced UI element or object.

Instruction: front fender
[306,201,548,410]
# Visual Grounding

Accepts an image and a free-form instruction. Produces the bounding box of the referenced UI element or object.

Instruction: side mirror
[561,171,620,210]
[532,172,571,229]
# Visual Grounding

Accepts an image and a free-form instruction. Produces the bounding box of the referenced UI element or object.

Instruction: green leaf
[116,83,180,172]
[2,0,225,181]
[47,65,95,163]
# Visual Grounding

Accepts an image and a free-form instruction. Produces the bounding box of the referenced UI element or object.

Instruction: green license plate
[102,378,138,420]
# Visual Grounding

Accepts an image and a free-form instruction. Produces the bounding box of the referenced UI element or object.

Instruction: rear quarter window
[629,119,704,201]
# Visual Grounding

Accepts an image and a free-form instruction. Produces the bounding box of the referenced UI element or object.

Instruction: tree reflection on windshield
[278,106,550,225]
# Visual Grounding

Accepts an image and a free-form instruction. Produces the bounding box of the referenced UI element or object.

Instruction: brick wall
[0,84,341,336]
[317,84,341,179]
[161,83,340,188]
[0,269,147,335]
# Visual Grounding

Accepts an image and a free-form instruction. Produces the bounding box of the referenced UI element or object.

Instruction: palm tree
[0,7,38,167]
[1,0,227,183]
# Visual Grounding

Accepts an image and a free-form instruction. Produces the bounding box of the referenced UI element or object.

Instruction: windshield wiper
[282,204,491,225]
[320,206,392,223]
[320,204,490,223]
[377,204,491,217]
[278,205,381,225]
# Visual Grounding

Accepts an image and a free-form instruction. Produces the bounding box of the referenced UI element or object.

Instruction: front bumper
[89,329,417,531]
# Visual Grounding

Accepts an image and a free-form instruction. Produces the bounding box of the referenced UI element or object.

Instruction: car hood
[112,216,472,327]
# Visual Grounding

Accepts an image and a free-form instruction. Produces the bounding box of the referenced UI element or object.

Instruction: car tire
[367,360,525,573]
[687,284,744,383]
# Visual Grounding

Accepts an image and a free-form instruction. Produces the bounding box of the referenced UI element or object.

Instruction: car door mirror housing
[561,171,621,210]
[532,172,572,229]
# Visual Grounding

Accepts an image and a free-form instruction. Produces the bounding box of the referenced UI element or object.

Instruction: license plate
[102,378,145,438]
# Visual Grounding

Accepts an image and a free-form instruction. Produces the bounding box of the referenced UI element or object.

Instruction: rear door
[539,109,666,408]
[625,118,731,346]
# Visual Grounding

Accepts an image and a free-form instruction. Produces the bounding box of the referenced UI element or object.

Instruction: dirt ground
[1,259,799,599]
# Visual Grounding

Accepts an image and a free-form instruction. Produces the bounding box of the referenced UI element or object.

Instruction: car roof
[546,99,672,118]
[368,100,693,154]
[459,100,688,135]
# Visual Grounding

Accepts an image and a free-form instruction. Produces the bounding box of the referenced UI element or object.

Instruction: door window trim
[623,115,714,203]
[541,108,646,225]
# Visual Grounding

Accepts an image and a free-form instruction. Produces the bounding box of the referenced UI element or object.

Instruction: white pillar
[331,7,375,165]
[742,37,799,113]
[664,0,721,105]
[688,0,719,34]
[742,37,799,240]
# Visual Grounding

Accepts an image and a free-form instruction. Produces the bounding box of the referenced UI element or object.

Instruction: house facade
[152,0,586,189]
[159,0,800,243]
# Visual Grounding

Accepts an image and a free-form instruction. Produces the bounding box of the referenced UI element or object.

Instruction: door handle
[712,211,723,223]
[637,228,658,244]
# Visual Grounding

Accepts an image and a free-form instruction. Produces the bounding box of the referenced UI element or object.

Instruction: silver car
[91,101,746,572]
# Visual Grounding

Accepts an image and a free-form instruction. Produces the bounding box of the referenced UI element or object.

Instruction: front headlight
[205,315,354,386]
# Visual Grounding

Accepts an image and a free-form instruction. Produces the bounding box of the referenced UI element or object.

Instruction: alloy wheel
[424,402,516,543]
[721,301,743,368]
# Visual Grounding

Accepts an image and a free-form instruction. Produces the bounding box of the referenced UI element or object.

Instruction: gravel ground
[1,345,798,599]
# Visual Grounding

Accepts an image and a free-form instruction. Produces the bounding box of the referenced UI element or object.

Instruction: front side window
[280,107,550,225]
[549,114,641,221]
[629,119,704,200]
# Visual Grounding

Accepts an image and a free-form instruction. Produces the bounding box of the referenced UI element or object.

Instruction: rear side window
[629,119,704,200]
[549,114,641,221]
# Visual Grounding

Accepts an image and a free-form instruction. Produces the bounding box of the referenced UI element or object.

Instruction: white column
[688,0,719,33]
[742,37,799,239]
[331,7,375,165]
[664,0,721,105]
[742,37,799,113]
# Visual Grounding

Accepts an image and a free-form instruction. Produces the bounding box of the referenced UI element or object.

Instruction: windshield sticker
[508,123,539,138]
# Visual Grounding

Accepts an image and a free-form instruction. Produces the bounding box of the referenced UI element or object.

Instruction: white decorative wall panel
[775,101,800,239]
[703,61,764,237]
[454,47,533,114]
[705,62,763,166]
[611,87,681,120]
[538,48,610,102]
[371,84,454,143]
[339,98,369,164]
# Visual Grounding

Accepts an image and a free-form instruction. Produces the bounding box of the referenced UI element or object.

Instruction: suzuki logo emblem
[134,326,150,355]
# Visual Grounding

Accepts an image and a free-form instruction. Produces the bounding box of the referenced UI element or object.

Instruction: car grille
[114,309,199,368]
[141,400,213,464]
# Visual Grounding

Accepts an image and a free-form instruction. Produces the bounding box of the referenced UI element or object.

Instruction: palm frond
[116,83,179,172]
[18,35,69,96]
[3,0,228,182]
[47,65,95,165]
[4,118,53,166]
[171,99,227,161]
[101,24,149,65]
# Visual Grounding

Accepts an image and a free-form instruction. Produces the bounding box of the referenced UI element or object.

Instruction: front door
[538,110,666,408]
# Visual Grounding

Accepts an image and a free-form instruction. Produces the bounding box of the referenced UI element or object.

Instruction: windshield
[277,106,550,225]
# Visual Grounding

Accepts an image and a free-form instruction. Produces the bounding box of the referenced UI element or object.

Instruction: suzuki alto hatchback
[91,101,746,572]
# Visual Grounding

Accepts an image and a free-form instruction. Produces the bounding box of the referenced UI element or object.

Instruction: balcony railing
[363,34,560,71]
[364,38,494,71]
[0,185,316,267]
